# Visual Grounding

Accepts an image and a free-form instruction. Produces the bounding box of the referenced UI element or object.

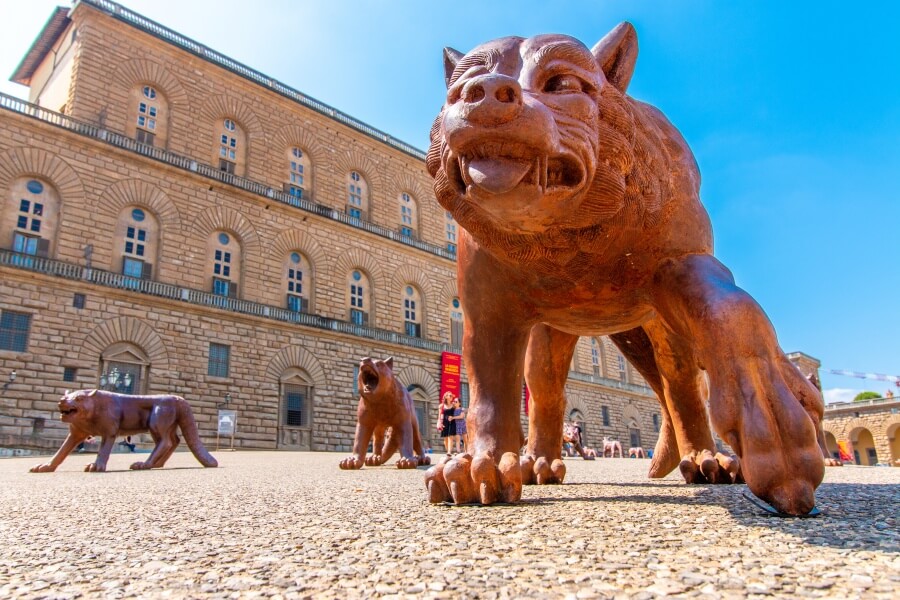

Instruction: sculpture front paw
[339,456,364,470]
[84,462,107,472]
[364,454,383,466]
[30,463,56,473]
[418,455,431,466]
[130,461,152,470]
[679,450,742,484]
[519,454,566,485]
[424,452,521,504]
[396,456,418,469]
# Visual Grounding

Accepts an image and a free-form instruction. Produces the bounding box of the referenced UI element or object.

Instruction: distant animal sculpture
[340,357,430,470]
[562,422,594,460]
[423,24,826,514]
[30,389,218,473]
[628,447,645,459]
[603,438,623,458]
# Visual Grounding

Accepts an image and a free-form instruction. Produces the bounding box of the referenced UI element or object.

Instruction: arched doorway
[824,431,840,461]
[887,423,900,467]
[408,384,431,450]
[850,427,878,465]
[277,367,313,450]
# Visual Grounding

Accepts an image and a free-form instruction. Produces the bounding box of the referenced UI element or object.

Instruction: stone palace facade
[2,0,683,455]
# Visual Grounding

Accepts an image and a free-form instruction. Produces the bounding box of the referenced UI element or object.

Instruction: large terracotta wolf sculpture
[30,389,218,472]
[339,357,431,469]
[423,24,826,515]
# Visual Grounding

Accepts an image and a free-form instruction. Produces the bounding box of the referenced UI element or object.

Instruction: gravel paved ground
[1,450,897,599]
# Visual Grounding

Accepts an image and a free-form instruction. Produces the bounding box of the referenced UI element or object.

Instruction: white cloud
[822,388,858,405]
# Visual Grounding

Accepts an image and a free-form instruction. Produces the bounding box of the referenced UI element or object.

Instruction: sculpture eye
[544,74,588,93]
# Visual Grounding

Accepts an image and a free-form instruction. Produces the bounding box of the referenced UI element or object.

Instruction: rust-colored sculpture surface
[340,357,430,470]
[30,389,218,472]
[424,24,826,514]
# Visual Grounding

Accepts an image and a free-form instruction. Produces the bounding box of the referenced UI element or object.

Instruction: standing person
[452,397,467,453]
[437,391,456,454]
[571,421,584,449]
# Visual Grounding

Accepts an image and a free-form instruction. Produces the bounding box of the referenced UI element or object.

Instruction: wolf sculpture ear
[443,47,464,87]
[591,22,638,93]
[87,389,98,396]
[385,356,394,370]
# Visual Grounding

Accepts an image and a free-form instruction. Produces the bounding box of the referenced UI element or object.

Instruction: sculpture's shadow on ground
[528,481,899,553]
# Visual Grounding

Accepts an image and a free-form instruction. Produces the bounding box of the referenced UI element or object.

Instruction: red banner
[837,441,853,463]
[440,352,461,401]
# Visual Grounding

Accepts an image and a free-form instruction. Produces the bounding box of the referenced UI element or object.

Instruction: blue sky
[2,1,898,403]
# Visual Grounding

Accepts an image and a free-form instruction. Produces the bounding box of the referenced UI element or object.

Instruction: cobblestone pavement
[1,450,897,599]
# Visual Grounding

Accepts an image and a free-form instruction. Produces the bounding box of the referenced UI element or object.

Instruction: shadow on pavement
[527,481,899,553]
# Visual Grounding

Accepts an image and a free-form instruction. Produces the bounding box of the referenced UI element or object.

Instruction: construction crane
[826,369,900,386]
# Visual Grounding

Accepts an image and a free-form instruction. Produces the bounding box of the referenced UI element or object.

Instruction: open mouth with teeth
[59,404,78,419]
[452,143,584,196]
[359,367,380,394]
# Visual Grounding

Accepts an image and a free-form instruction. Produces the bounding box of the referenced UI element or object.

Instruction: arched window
[5,178,59,259]
[449,297,464,347]
[285,251,310,313]
[113,206,159,281]
[408,384,430,443]
[444,210,458,254]
[346,171,369,221]
[216,118,246,175]
[99,342,150,395]
[403,285,422,338]
[131,85,167,147]
[399,192,418,238]
[286,147,310,199]
[208,231,241,298]
[347,269,370,326]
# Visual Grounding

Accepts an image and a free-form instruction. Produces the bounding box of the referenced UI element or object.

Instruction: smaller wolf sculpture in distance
[563,422,594,460]
[30,389,218,473]
[340,357,431,469]
[602,438,623,459]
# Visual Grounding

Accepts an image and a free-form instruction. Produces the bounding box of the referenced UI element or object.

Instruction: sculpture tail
[176,399,218,467]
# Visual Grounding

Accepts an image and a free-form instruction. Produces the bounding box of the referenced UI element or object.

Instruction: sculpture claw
[425,457,452,503]
[679,450,741,484]
[424,452,521,505]
[338,456,364,470]
[396,456,418,469]
[520,454,566,485]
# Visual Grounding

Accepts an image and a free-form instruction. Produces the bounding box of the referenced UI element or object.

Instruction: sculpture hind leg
[610,327,680,477]
[520,324,578,484]
[132,407,180,470]
[150,432,180,468]
[652,254,824,515]
[640,319,741,484]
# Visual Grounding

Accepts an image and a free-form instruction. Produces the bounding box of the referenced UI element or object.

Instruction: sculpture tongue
[467,158,532,194]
